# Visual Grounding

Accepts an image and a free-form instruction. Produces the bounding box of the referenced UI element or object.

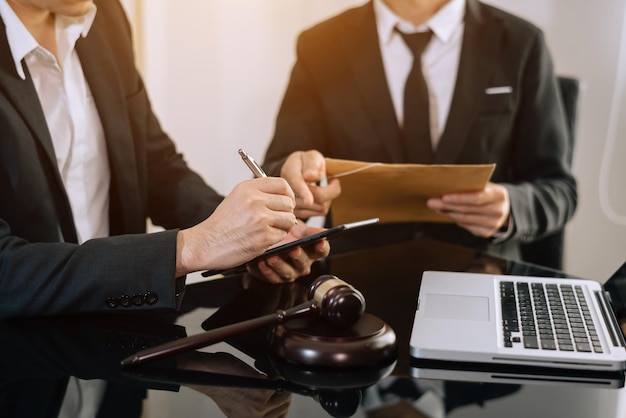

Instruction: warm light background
[119,0,626,284]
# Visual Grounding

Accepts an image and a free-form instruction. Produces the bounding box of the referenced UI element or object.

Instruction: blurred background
[119,0,626,283]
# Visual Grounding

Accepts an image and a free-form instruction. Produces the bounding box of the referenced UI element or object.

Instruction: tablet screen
[201,218,379,277]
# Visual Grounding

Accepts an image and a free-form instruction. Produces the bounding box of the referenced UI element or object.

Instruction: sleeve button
[119,295,131,307]
[144,291,158,305]
[131,294,144,306]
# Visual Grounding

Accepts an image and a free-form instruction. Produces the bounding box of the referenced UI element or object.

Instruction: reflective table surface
[1,236,624,418]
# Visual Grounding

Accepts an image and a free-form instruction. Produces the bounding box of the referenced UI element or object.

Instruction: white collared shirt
[373,0,465,149]
[0,1,109,244]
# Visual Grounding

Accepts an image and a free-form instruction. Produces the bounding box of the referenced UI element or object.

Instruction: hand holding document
[325,158,496,225]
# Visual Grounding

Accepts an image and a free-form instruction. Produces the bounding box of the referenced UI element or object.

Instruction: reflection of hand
[366,400,429,418]
[176,178,297,276]
[240,274,310,311]
[466,256,506,275]
[426,182,510,238]
[281,150,341,219]
[178,351,291,418]
[248,222,330,284]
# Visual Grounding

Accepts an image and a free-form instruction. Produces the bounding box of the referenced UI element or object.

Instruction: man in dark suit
[263,0,577,265]
[0,0,330,320]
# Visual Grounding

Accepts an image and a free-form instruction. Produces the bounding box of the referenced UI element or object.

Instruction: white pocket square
[485,86,513,95]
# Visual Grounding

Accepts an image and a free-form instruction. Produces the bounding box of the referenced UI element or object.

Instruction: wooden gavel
[121,275,366,367]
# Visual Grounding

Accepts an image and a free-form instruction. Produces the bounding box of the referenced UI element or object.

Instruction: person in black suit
[0,0,330,320]
[263,0,577,265]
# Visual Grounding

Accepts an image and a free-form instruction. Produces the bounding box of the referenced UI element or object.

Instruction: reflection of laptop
[410,358,625,388]
[410,262,626,371]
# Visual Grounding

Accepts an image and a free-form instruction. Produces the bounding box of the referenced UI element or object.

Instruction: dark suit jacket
[0,0,223,318]
[263,0,577,264]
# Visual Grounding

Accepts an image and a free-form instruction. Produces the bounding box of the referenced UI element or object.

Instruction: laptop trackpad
[425,294,490,321]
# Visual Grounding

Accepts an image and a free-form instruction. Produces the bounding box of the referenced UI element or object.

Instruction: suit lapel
[0,21,59,173]
[435,0,504,163]
[342,2,406,162]
[0,18,80,242]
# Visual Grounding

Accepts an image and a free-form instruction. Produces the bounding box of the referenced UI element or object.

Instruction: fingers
[300,150,327,182]
[249,223,331,283]
[426,183,510,238]
[228,177,295,217]
[293,176,341,220]
[259,175,297,198]
[281,151,324,206]
[252,238,331,284]
[253,255,301,284]
[238,178,297,230]
[176,177,298,276]
[426,200,506,237]
[282,151,340,217]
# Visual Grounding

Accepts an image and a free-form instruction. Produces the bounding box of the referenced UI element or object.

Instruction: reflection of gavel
[124,357,397,418]
[121,275,366,367]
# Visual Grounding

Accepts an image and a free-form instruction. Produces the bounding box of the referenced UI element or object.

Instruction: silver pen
[238,148,267,178]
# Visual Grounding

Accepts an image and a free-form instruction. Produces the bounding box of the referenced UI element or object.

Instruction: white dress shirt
[373,0,466,149]
[0,1,109,245]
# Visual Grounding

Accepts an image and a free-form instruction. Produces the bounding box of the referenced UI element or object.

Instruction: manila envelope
[325,158,496,225]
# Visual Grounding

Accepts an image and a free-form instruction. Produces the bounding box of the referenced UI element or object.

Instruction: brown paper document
[325,158,496,225]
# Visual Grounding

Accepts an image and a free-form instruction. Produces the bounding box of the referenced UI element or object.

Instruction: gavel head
[308,275,366,328]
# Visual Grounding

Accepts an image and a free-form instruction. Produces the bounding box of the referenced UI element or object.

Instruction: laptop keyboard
[500,281,603,353]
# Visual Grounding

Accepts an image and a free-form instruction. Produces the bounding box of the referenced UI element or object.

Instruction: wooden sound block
[269,313,398,368]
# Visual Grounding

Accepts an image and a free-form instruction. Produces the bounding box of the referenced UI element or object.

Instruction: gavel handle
[121,301,316,367]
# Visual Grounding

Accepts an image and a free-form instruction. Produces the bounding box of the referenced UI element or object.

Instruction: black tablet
[201,218,379,277]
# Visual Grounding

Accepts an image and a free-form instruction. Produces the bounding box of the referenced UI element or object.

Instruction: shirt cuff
[491,216,514,244]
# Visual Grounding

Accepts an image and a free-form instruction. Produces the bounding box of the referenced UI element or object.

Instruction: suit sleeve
[0,220,185,319]
[502,30,577,243]
[262,31,332,175]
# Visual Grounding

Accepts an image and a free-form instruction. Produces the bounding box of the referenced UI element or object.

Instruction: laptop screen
[602,261,626,317]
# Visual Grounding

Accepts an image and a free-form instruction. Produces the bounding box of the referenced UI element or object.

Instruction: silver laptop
[409,263,626,371]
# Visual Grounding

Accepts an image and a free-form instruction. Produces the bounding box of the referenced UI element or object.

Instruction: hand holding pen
[239,148,297,224]
[199,149,330,281]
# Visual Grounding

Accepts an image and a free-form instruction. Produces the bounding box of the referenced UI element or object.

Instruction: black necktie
[397,29,433,163]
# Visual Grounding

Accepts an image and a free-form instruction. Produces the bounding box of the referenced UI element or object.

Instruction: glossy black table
[1,237,624,418]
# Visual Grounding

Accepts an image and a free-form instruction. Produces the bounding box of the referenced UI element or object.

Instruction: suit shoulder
[480,2,544,39]
[93,0,133,37]
[297,4,370,46]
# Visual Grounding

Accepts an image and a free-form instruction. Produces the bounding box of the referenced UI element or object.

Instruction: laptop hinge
[595,290,626,348]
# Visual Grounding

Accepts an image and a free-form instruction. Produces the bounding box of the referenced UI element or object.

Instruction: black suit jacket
[0,1,223,318]
[263,0,577,263]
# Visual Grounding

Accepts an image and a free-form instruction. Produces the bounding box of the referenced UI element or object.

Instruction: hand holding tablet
[201,218,379,278]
